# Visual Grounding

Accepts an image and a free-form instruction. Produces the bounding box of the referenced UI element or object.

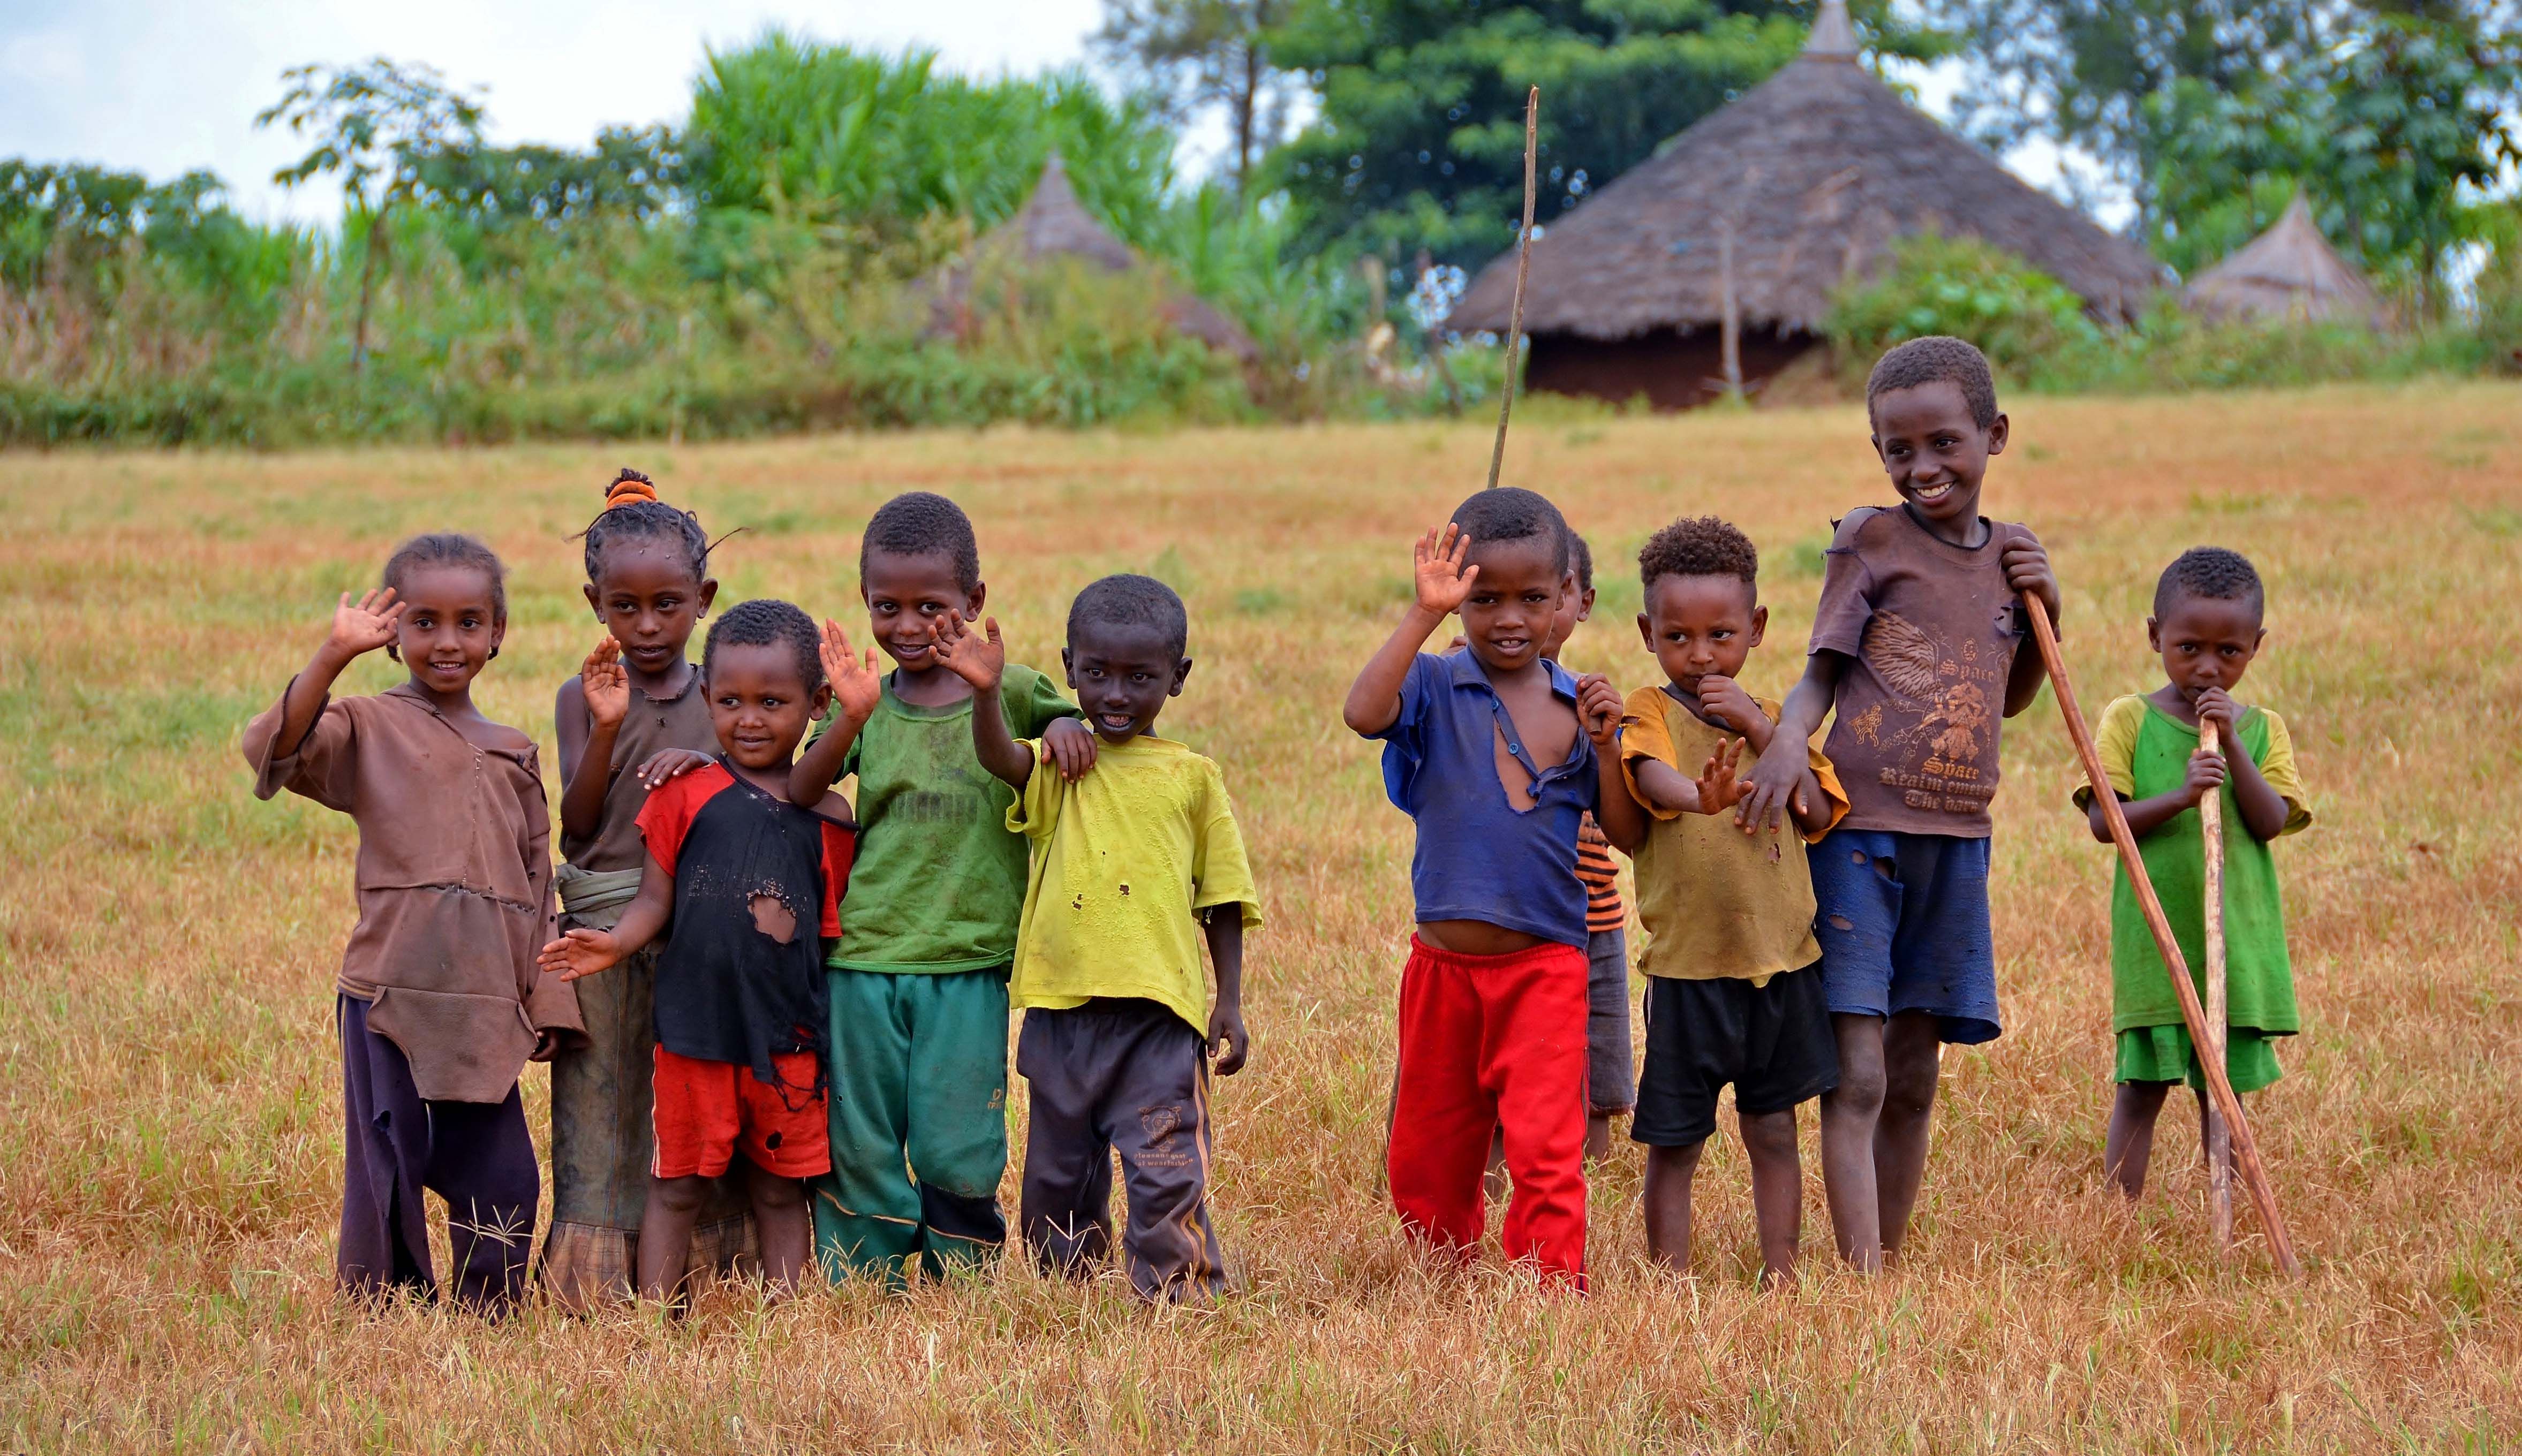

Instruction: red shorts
[651,1047,829,1180]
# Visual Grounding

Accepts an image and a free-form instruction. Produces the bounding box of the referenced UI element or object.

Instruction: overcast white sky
[0,0,2108,228]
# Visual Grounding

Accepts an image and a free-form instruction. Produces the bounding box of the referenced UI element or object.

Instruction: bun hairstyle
[579,466,714,586]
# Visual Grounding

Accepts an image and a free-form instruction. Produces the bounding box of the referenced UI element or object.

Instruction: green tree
[1261,0,1949,268]
[257,59,487,370]
[2143,15,2521,311]
[1933,2,2521,255]
[1093,1,1297,195]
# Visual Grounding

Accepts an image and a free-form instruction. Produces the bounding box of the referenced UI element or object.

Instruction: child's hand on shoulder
[1412,522,1479,620]
[540,927,623,982]
[325,587,405,662]
[1692,674,1763,736]
[1041,717,1099,782]
[1207,998,1250,1076]
[931,612,1006,691]
[2000,536,2061,619]
[635,748,714,788]
[819,618,884,725]
[1576,673,1623,747]
[580,638,629,729]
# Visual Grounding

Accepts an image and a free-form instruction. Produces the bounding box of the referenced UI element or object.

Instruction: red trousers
[1387,935,1589,1287]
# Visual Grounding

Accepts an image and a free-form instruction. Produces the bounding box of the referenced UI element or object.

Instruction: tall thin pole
[2023,597,2301,1276]
[1484,86,1539,493]
[2200,720,2233,1253]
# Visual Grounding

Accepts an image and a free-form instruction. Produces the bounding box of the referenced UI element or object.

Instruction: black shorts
[1632,962,1839,1148]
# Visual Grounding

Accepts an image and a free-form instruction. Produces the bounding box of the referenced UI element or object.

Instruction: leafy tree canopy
[1261,0,1951,269]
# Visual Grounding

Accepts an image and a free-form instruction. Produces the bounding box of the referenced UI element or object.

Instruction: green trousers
[811,965,1011,1282]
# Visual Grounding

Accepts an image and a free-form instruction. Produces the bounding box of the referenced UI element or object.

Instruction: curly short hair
[581,467,711,587]
[2154,545,2264,620]
[383,533,508,620]
[703,598,824,694]
[1867,335,2000,430]
[1450,487,1570,576]
[1638,515,1758,590]
[861,491,980,593]
[1568,532,1595,593]
[1068,573,1189,659]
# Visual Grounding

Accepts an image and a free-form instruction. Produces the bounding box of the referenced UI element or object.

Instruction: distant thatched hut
[1446,0,2164,409]
[917,154,1258,362]
[2183,195,2389,329]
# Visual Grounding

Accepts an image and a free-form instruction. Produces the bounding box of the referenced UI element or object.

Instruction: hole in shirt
[750,893,797,944]
[1826,914,1856,931]
[1872,856,1899,884]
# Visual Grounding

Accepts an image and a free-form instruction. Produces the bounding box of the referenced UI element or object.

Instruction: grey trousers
[1016,998,1227,1301]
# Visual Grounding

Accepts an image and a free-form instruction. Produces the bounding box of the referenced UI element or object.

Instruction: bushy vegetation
[1823,230,2521,405]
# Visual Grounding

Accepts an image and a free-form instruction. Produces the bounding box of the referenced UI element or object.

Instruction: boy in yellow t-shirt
[933,574,1262,1301]
[1596,517,1848,1285]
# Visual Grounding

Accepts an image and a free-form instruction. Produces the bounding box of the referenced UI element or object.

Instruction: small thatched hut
[1446,0,2164,409]
[917,154,1257,361]
[2183,195,2389,329]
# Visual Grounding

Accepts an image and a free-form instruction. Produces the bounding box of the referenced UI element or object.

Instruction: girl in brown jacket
[243,533,582,1311]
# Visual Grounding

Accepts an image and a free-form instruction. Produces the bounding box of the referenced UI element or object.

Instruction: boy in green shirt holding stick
[790,492,1098,1280]
[2073,547,2311,1199]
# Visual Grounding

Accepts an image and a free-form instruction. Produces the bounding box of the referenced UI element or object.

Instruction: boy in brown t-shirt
[1734,336,2061,1273]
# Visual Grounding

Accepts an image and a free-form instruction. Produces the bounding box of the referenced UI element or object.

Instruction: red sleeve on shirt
[818,820,856,941]
[635,762,730,879]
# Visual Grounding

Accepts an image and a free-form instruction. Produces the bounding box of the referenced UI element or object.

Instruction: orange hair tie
[605,477,660,507]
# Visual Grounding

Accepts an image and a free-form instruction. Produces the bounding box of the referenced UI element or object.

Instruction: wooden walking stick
[1484,86,1540,492]
[2022,597,2302,1276]
[2199,719,2233,1253]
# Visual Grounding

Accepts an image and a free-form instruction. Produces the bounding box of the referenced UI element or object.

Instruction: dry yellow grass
[4,382,2521,1453]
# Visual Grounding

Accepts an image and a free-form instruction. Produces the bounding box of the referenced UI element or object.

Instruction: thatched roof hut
[917,154,1257,361]
[1445,0,2165,409]
[2183,195,2389,329]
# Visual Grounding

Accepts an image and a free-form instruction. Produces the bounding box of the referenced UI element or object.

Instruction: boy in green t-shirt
[935,574,1261,1302]
[789,492,1097,1280]
[2072,547,2311,1199]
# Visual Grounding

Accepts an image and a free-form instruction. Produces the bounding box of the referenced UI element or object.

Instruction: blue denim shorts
[1807,828,1999,1045]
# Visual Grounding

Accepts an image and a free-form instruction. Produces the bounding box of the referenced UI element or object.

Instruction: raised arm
[557,639,628,842]
[791,619,884,809]
[269,588,406,755]
[932,612,1036,788]
[2002,535,2062,717]
[1343,523,1478,736]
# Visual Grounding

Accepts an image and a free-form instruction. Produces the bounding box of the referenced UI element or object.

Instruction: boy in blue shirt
[1343,488,1622,1288]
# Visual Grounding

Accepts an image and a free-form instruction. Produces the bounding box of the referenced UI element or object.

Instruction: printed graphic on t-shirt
[1846,609,2004,820]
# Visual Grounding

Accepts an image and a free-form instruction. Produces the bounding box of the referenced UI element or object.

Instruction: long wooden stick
[2023,598,2301,1275]
[2200,719,2233,1252]
[1484,86,1539,492]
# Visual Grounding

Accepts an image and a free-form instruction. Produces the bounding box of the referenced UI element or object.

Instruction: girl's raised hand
[580,638,630,729]
[931,612,1006,691]
[1413,522,1480,618]
[820,619,883,725]
[327,588,405,659]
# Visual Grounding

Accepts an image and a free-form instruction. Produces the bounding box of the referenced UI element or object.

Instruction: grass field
[5,382,2521,1452]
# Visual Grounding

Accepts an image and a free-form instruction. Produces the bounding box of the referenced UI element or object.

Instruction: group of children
[245,335,2309,1310]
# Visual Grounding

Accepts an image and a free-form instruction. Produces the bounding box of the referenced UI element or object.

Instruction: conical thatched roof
[2183,195,2388,328]
[918,155,1257,360]
[1447,0,2164,339]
